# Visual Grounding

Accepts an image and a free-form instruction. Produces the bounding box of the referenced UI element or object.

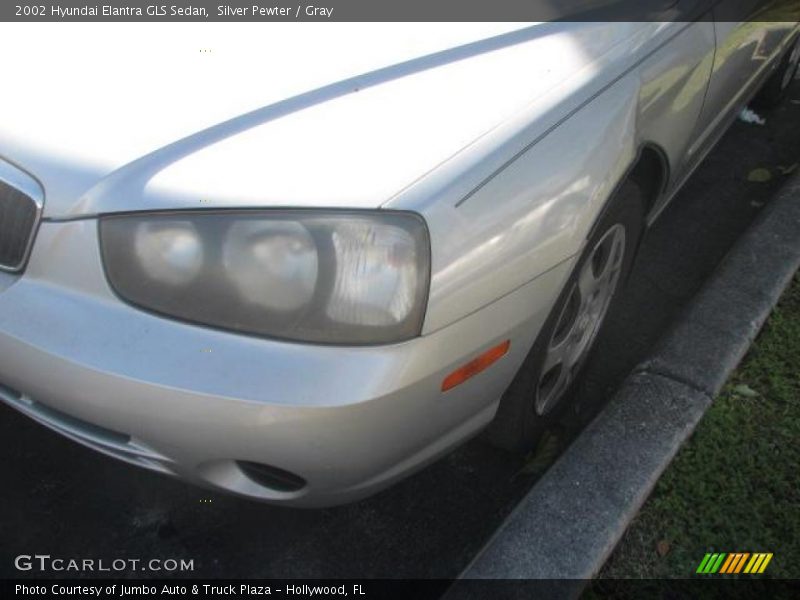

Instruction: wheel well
[628,145,669,216]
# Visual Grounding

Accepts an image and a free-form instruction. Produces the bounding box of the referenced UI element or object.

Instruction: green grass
[598,273,800,580]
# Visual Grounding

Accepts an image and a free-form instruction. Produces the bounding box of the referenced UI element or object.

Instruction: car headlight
[99,210,430,345]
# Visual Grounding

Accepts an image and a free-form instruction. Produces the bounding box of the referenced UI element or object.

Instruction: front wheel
[485,181,644,452]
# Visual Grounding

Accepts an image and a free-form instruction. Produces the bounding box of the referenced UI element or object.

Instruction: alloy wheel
[534,223,626,416]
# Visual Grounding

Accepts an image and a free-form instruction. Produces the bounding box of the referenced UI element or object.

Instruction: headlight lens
[133,221,205,286]
[99,210,430,344]
[222,220,319,313]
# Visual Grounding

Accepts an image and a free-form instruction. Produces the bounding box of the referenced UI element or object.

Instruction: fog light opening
[236,460,307,492]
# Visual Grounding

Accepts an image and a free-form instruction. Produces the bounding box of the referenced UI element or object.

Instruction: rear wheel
[485,181,644,452]
[752,35,800,109]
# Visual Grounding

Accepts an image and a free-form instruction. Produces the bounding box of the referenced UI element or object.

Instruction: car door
[683,0,795,174]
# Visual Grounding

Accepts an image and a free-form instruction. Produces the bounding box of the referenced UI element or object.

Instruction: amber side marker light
[442,340,511,392]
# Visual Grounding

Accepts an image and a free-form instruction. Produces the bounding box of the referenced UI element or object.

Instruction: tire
[484,181,644,452]
[752,35,800,110]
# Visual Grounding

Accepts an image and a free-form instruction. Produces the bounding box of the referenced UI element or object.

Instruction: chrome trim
[0,158,44,273]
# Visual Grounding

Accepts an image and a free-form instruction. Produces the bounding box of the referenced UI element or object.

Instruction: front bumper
[0,219,569,507]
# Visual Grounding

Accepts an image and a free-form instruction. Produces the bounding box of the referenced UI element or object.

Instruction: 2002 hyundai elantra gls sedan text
[1,14,799,506]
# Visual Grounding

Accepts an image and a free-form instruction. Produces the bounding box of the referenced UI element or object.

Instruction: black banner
[4,579,800,600]
[3,0,800,23]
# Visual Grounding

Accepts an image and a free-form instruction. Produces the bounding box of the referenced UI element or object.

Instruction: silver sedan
[0,18,798,506]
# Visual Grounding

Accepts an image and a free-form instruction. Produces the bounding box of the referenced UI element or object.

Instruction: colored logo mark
[696,552,773,574]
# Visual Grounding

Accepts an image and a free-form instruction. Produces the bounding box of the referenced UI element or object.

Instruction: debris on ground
[514,428,562,479]
[738,107,766,125]
[732,383,759,398]
[747,167,773,182]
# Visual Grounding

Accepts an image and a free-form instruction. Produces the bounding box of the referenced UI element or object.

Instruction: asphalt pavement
[2,82,799,580]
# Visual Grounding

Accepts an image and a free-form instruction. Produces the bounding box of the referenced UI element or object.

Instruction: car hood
[0,22,636,218]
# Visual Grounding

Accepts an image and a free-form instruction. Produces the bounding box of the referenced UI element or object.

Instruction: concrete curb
[452,172,800,590]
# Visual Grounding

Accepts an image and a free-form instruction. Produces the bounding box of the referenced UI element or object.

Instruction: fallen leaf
[747,168,772,183]
[657,540,671,557]
[733,384,759,398]
[778,163,798,176]
[514,430,561,479]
